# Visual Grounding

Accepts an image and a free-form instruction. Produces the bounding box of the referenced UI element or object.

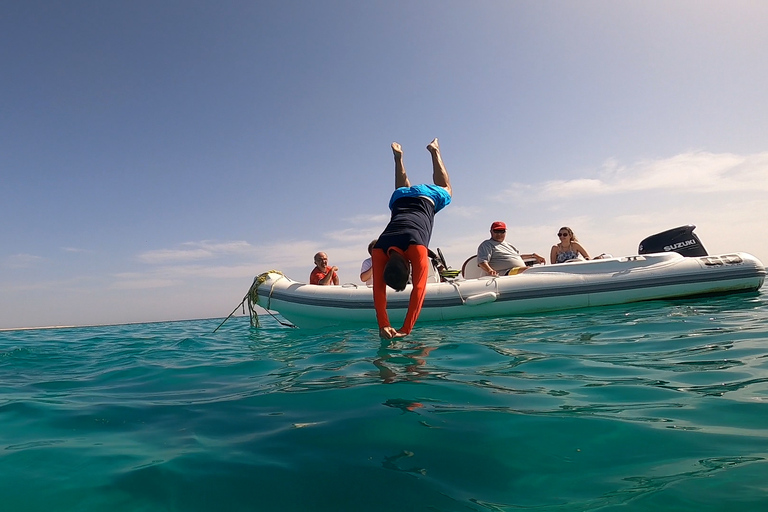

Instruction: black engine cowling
[638,225,708,257]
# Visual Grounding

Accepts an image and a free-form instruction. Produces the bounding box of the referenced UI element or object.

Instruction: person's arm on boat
[476,241,498,276]
[522,253,546,264]
[314,267,338,285]
[360,240,377,284]
[573,242,590,260]
[478,260,498,276]
[360,259,373,283]
[309,268,323,284]
[550,245,559,264]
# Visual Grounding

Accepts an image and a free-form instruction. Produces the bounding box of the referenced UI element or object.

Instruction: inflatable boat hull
[251,252,765,329]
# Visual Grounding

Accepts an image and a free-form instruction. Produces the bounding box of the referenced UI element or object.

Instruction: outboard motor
[638,225,708,257]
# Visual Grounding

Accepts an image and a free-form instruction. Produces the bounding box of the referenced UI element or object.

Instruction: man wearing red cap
[476,221,545,276]
[371,138,452,340]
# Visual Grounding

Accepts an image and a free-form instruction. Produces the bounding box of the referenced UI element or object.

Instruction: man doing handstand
[372,138,452,339]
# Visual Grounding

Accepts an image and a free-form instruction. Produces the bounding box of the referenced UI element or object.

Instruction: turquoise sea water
[2,292,768,511]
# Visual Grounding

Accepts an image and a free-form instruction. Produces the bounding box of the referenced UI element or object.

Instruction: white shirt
[476,239,526,273]
[360,257,373,285]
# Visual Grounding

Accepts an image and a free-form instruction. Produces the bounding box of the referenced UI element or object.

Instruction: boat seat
[461,254,536,278]
[461,256,485,279]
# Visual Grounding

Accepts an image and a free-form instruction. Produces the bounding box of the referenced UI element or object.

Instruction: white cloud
[444,205,484,219]
[120,151,768,293]
[4,253,44,269]
[502,151,768,202]
[2,274,101,292]
[138,248,214,264]
[341,213,390,225]
[542,178,608,197]
[137,240,256,264]
[112,263,260,289]
[111,277,180,290]
[436,151,768,266]
[324,227,381,244]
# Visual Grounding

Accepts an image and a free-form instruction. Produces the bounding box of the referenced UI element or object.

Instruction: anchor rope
[212,270,296,333]
[247,271,296,328]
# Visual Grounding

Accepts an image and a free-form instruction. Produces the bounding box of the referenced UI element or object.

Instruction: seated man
[372,138,452,340]
[477,221,545,276]
[309,252,339,285]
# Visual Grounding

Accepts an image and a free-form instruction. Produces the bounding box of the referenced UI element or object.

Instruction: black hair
[383,254,409,291]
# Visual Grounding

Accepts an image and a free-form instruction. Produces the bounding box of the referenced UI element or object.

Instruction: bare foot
[391,142,403,158]
[426,138,439,153]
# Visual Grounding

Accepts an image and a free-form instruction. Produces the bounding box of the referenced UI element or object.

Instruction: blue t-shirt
[388,184,451,213]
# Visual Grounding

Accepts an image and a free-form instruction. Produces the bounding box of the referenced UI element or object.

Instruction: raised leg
[427,138,451,196]
[392,142,410,189]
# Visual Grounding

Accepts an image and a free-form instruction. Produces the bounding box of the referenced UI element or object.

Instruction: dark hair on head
[367,239,378,255]
[383,254,409,291]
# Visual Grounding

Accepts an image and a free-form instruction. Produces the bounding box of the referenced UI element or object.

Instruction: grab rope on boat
[212,270,297,333]
[449,276,500,306]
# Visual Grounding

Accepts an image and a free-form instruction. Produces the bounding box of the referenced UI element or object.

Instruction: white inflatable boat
[245,226,765,329]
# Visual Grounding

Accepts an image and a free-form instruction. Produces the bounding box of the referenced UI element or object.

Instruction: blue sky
[2,1,767,329]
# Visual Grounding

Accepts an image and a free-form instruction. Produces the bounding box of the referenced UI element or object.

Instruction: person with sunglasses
[477,221,546,276]
[372,138,452,340]
[550,227,591,264]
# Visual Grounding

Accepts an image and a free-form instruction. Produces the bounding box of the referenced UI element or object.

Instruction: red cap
[491,221,507,231]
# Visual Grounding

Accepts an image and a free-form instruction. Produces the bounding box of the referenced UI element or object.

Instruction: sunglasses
[557,232,569,237]
[493,230,506,234]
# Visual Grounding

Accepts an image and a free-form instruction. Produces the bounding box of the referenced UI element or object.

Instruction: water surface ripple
[2,293,768,511]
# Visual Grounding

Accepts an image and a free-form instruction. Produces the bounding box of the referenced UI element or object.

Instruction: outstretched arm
[398,245,430,335]
[372,249,406,339]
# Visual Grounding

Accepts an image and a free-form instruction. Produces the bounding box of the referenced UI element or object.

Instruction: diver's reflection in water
[382,450,427,475]
[373,340,436,384]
